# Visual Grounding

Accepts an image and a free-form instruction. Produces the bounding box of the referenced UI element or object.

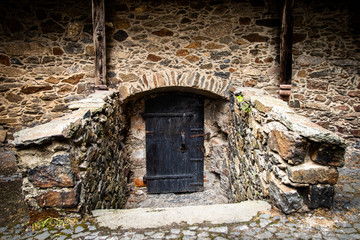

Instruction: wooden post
[279,0,294,101]
[92,0,107,89]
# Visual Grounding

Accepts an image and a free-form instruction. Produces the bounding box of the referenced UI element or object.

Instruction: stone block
[242,33,269,42]
[152,28,174,37]
[267,122,307,164]
[62,74,85,85]
[203,22,232,38]
[309,143,345,167]
[0,150,18,175]
[28,154,74,188]
[36,188,78,208]
[176,49,189,56]
[269,176,303,214]
[305,101,329,111]
[307,80,329,91]
[147,54,162,62]
[64,43,84,54]
[0,54,10,66]
[250,96,290,114]
[114,30,129,42]
[305,185,334,209]
[287,163,338,185]
[41,20,65,33]
[20,86,53,94]
[296,55,323,66]
[0,130,7,142]
[68,98,105,111]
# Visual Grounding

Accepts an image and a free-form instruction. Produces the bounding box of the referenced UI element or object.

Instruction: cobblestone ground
[1,143,359,240]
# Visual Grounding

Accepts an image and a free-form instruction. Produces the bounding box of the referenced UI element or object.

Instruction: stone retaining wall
[228,88,346,213]
[12,88,347,216]
[14,91,130,216]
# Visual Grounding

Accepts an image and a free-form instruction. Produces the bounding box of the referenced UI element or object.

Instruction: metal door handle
[180,130,186,151]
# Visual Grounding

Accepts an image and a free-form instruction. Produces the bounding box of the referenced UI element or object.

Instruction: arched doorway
[123,88,231,208]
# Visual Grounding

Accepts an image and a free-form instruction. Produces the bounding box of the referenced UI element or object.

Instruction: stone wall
[0,0,359,142]
[290,0,360,141]
[13,91,130,216]
[106,0,281,100]
[0,0,94,141]
[228,87,346,213]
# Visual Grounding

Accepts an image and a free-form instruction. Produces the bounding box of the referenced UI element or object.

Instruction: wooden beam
[279,0,294,101]
[92,0,107,89]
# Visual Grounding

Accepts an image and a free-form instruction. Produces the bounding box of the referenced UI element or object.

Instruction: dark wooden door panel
[145,93,204,193]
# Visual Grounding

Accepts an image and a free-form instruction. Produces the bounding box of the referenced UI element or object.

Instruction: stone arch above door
[118,71,233,101]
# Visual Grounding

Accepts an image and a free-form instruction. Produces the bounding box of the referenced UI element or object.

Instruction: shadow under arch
[121,86,229,103]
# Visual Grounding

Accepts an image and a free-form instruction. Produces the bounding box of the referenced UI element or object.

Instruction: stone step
[92,200,271,230]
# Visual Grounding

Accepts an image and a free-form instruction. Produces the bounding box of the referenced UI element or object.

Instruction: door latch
[180,130,186,152]
[190,133,210,139]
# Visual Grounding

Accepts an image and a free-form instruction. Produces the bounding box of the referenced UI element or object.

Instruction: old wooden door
[144,93,204,193]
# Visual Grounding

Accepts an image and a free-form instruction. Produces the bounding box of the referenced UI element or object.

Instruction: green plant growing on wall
[236,95,244,103]
[236,94,251,113]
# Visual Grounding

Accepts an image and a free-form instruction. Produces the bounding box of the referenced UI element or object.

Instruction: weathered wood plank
[280,0,294,100]
[92,0,107,88]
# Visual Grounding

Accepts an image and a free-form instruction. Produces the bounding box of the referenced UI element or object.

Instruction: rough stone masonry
[228,88,346,213]
[0,0,354,219]
[14,91,130,216]
[0,0,359,143]
[12,87,346,216]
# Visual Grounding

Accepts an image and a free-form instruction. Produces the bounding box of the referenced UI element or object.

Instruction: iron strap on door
[143,113,194,117]
[144,174,194,180]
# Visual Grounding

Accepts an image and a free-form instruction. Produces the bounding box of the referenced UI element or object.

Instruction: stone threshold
[92,200,271,230]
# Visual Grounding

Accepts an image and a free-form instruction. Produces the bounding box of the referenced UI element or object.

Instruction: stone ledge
[13,91,115,148]
[13,109,90,148]
[238,90,346,147]
[68,90,115,111]
[272,112,345,146]
[251,96,292,114]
